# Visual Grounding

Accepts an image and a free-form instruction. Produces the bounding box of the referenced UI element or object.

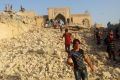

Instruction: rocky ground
[0,25,119,80]
[0,11,119,80]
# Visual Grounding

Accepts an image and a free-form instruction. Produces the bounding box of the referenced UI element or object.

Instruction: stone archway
[55,14,66,24]
[82,19,90,27]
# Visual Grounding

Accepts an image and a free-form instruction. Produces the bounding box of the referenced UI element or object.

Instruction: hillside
[0,27,119,80]
[0,12,119,80]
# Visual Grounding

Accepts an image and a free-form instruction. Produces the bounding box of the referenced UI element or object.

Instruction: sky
[0,0,120,27]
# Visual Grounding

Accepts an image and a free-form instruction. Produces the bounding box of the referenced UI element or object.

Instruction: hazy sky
[0,0,120,26]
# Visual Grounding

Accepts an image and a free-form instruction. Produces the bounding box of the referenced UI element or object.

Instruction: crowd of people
[61,23,120,80]
[44,20,120,80]
[94,24,120,61]
[45,19,64,32]
[62,28,94,80]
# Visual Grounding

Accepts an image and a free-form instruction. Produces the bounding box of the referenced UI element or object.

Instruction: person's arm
[84,54,94,72]
[67,55,74,67]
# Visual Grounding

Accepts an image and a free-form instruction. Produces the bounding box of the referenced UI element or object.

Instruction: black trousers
[107,48,116,60]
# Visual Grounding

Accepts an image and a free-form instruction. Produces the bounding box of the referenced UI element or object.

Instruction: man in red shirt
[62,28,72,53]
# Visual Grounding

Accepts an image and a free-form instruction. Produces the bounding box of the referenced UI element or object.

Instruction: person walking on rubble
[62,28,72,53]
[67,39,94,80]
[105,30,116,61]
[59,19,64,33]
[95,28,102,45]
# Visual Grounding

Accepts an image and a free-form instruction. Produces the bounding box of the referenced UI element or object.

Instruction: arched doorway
[82,19,90,27]
[55,14,66,24]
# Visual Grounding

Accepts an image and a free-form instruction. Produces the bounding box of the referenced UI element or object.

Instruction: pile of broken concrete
[0,26,119,80]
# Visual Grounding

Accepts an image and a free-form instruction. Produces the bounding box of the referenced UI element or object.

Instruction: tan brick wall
[48,8,71,21]
[72,14,92,27]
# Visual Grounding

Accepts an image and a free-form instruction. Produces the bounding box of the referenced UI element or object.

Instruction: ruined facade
[47,8,92,27]
[2,7,92,27]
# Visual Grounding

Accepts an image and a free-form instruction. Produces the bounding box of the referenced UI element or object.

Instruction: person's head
[108,30,114,40]
[73,39,80,49]
[65,28,68,32]
[108,30,113,36]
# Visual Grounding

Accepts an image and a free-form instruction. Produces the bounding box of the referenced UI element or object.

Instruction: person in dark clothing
[116,49,120,62]
[115,27,119,39]
[67,39,94,80]
[118,49,120,57]
[106,30,116,60]
[95,28,102,45]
